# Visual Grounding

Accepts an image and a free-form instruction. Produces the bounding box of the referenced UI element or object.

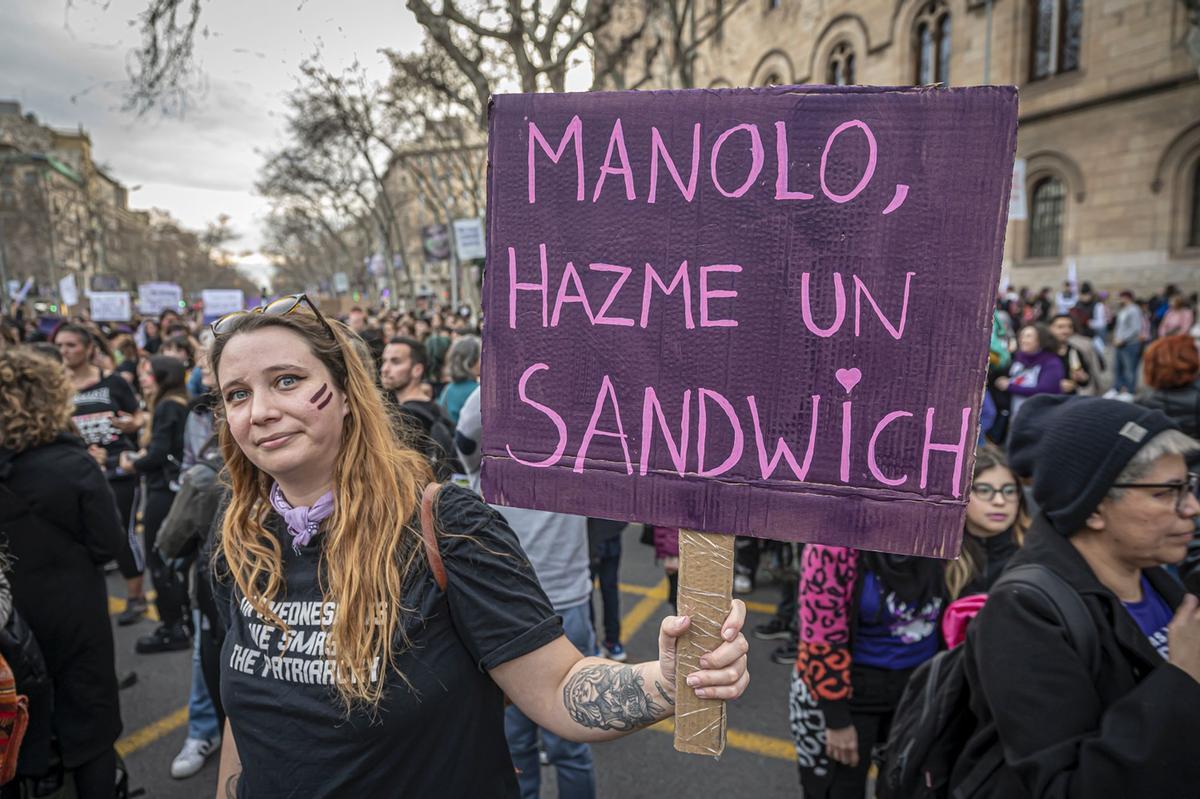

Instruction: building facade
[599,0,1200,295]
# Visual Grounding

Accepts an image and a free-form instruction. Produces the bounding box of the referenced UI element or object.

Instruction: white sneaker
[733,574,753,594]
[170,736,220,779]
[1102,388,1119,399]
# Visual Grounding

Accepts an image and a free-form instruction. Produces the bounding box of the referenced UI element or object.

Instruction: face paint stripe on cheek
[317,393,333,411]
[310,383,328,404]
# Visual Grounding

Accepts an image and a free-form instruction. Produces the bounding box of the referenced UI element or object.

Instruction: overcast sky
[0,0,426,285]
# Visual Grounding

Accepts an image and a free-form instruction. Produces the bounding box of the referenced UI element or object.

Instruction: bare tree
[592,0,750,90]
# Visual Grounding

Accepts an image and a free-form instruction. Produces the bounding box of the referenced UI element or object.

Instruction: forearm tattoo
[563,664,675,731]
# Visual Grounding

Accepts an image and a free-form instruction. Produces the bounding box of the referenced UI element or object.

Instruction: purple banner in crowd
[481,85,1017,557]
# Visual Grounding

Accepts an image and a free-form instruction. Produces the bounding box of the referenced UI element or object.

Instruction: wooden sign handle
[673,528,735,757]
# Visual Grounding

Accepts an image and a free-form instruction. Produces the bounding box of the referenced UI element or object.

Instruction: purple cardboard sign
[481,85,1017,558]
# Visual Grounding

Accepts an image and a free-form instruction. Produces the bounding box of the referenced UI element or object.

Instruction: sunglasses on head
[209,294,336,340]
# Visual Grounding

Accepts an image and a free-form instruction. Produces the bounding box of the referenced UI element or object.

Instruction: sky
[0,0,426,286]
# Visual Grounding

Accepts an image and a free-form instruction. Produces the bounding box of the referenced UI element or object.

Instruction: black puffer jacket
[1137,384,1200,439]
[952,515,1200,798]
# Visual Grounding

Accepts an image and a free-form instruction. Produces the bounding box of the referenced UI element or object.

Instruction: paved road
[108,524,801,798]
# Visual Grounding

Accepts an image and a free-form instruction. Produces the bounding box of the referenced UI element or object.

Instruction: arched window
[1190,159,1200,248]
[914,2,951,85]
[827,42,856,86]
[1031,0,1083,81]
[1028,176,1065,258]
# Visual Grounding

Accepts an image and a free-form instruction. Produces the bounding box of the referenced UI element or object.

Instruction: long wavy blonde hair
[210,310,432,711]
[0,348,75,453]
[947,445,1028,600]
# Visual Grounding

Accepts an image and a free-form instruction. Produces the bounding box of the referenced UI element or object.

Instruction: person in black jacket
[0,348,124,798]
[120,355,191,653]
[1137,333,1200,439]
[952,395,1200,798]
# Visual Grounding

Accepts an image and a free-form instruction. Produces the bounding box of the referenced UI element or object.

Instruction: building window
[914,2,951,85]
[827,43,856,86]
[1190,159,1200,248]
[1028,176,1065,258]
[766,0,780,9]
[762,72,782,86]
[1031,0,1083,81]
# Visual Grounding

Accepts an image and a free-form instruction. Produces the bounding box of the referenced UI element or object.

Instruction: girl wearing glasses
[947,447,1027,602]
[205,298,750,798]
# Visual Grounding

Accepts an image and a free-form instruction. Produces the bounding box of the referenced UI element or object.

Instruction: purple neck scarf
[269,482,335,553]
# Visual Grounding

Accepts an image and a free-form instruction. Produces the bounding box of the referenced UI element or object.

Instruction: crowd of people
[0,296,749,798]
[0,275,1197,798]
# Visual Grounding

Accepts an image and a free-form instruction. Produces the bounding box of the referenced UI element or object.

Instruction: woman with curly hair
[0,348,125,797]
[207,296,750,798]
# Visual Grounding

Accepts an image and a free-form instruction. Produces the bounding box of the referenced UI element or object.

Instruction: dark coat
[0,434,123,769]
[1137,385,1200,440]
[952,514,1200,798]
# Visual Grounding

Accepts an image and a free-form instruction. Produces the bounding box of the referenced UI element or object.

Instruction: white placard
[139,282,184,315]
[58,274,79,307]
[333,272,350,294]
[90,291,132,321]
[452,217,486,261]
[12,277,33,302]
[201,289,246,318]
[1008,158,1027,221]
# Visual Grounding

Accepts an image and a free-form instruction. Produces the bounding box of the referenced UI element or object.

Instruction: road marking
[115,706,188,757]
[108,593,160,623]
[616,580,797,762]
[649,718,795,761]
[618,582,777,616]
[619,578,669,639]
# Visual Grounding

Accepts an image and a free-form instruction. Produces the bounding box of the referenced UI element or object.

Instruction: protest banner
[90,291,132,322]
[139,282,184,315]
[453,217,487,261]
[201,289,246,321]
[58,274,79,307]
[482,85,1017,754]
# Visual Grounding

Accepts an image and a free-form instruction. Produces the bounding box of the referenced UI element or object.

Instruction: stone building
[0,100,153,298]
[598,0,1200,296]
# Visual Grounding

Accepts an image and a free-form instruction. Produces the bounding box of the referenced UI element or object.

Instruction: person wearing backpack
[381,336,463,482]
[952,396,1200,798]
[0,348,124,799]
[788,539,946,797]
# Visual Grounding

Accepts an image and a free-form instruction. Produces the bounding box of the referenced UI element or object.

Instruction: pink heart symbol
[835,367,862,394]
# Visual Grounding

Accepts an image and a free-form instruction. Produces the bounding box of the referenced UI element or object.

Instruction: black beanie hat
[1007,395,1180,535]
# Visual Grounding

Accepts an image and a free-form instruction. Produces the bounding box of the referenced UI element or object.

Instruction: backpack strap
[992,563,1100,679]
[420,482,447,591]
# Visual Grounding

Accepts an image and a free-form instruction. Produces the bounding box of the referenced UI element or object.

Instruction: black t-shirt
[69,372,139,472]
[213,483,562,798]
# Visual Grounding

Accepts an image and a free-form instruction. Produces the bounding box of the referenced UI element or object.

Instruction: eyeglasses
[970,483,1020,502]
[209,294,336,340]
[1110,472,1200,515]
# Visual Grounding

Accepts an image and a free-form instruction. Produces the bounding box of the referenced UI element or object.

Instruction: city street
[109,524,800,798]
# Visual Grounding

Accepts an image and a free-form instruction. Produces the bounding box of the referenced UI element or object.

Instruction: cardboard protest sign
[139,282,183,315]
[90,291,132,322]
[201,289,246,321]
[482,85,1017,560]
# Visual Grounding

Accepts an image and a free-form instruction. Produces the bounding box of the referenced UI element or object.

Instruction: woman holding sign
[206,296,750,798]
